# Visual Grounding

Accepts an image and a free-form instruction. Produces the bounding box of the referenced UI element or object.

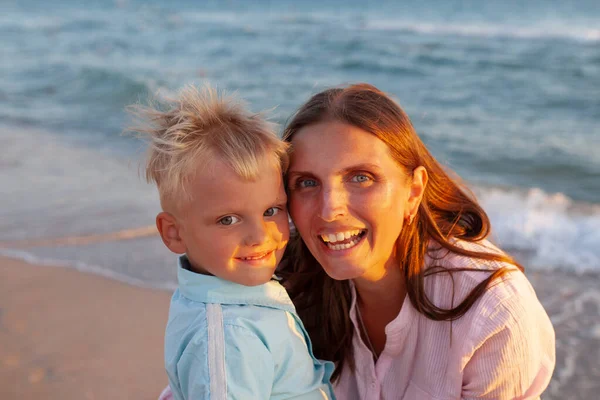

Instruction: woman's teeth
[321,230,362,243]
[320,230,364,251]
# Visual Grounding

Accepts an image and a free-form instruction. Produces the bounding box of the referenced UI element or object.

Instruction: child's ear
[156,212,187,254]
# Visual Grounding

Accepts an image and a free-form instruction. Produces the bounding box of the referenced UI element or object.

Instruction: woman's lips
[318,230,367,252]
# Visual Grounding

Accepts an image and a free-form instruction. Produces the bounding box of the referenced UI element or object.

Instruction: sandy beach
[2,256,599,399]
[0,256,171,400]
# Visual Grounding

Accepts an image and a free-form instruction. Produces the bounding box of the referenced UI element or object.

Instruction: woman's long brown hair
[278,83,522,382]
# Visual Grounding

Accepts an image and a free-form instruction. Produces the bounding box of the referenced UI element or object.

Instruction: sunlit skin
[156,156,289,286]
[287,120,426,353]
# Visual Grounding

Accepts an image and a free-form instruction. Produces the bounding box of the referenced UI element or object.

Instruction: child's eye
[351,174,371,183]
[264,207,280,217]
[218,215,240,226]
[297,178,318,188]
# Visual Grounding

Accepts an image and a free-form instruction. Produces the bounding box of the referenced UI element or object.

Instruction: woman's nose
[318,186,348,222]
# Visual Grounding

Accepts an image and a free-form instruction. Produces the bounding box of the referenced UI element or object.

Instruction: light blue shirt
[165,256,336,400]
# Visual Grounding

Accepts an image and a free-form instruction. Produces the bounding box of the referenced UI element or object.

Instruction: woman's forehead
[290,121,392,164]
[288,121,407,179]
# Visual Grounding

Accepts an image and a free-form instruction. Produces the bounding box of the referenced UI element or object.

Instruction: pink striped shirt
[335,240,555,400]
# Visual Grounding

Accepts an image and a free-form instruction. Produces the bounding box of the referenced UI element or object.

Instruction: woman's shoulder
[424,238,541,318]
[426,238,509,272]
[422,239,554,358]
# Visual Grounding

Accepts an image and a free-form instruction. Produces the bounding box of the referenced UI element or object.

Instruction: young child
[128,85,335,400]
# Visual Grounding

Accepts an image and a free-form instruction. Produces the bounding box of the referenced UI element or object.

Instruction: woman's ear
[156,212,187,254]
[406,166,428,218]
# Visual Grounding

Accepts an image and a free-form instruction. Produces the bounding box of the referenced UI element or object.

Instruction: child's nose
[244,220,270,247]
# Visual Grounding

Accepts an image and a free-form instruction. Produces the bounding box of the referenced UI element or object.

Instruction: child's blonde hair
[127,84,289,209]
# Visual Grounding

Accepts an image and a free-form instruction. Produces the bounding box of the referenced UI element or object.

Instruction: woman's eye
[218,215,240,226]
[264,207,280,217]
[351,174,371,183]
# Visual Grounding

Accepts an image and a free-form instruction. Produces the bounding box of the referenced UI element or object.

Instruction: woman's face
[287,120,417,282]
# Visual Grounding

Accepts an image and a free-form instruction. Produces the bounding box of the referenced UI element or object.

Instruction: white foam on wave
[4,6,598,43]
[178,11,600,44]
[0,9,119,31]
[366,19,600,43]
[477,186,600,272]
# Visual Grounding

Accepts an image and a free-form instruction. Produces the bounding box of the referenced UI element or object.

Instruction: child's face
[177,156,289,286]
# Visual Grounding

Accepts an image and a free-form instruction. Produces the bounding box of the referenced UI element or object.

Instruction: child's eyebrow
[274,195,287,204]
[286,170,313,179]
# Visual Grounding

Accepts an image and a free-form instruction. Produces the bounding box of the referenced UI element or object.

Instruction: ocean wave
[337,58,425,76]
[366,20,600,43]
[179,11,335,28]
[67,65,151,99]
[275,13,335,26]
[2,60,170,135]
[174,11,243,25]
[478,186,600,273]
[0,14,63,31]
[0,10,116,32]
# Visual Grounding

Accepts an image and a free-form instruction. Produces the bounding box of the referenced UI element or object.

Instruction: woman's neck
[353,259,406,312]
[353,262,407,357]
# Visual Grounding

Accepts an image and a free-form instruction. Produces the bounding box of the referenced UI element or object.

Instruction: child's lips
[236,250,274,261]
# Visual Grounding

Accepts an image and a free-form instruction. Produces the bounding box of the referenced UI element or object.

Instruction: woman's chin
[321,262,367,281]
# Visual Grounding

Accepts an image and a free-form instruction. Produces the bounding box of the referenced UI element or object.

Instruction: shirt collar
[177,255,295,313]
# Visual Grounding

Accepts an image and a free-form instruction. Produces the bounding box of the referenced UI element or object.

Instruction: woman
[280,83,555,399]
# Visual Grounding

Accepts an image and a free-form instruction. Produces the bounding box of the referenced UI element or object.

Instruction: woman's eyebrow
[288,163,382,178]
[340,163,382,174]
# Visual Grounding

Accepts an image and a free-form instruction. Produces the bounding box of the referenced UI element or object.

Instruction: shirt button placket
[366,380,378,400]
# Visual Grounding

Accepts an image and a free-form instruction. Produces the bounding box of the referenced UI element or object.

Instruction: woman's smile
[319,229,367,251]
